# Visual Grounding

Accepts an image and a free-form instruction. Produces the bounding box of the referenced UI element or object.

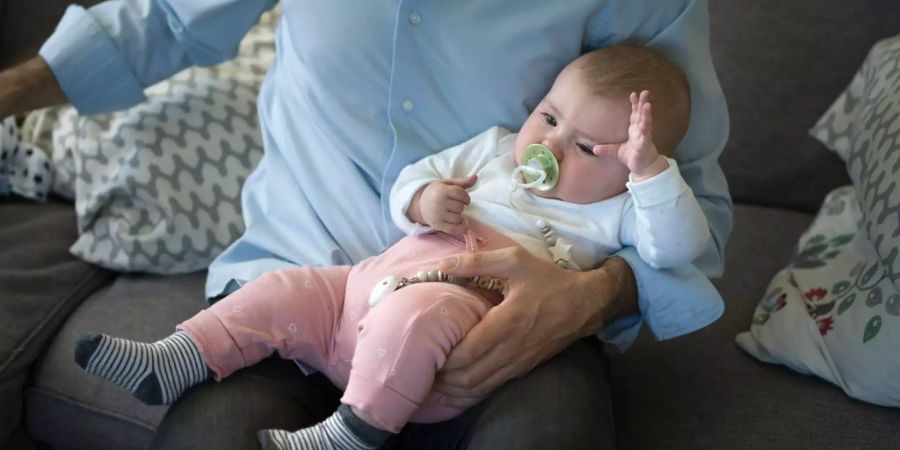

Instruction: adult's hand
[433,247,638,407]
[0,57,66,118]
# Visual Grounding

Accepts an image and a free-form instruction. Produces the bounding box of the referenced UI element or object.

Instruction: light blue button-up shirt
[40,0,731,351]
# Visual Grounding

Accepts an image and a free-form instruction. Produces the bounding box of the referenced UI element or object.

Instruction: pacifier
[514,143,560,192]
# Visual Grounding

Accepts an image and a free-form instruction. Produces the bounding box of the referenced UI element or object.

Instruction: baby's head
[514,44,691,204]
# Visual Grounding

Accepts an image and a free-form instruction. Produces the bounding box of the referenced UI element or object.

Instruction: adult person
[0,1,730,449]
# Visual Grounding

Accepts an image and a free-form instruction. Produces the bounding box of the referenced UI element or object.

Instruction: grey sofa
[3,1,900,449]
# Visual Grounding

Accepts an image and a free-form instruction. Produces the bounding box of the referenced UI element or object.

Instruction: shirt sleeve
[39,0,276,115]
[390,126,508,235]
[591,0,731,351]
[619,157,710,269]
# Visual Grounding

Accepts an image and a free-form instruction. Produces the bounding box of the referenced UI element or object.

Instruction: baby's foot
[258,404,390,450]
[74,330,211,405]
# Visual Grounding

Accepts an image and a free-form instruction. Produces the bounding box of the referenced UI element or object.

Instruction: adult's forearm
[0,57,67,118]
[576,256,639,337]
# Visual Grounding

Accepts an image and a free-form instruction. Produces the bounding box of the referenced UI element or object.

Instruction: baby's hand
[410,175,477,235]
[593,90,668,182]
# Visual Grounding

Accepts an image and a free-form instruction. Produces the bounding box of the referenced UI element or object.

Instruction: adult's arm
[601,0,732,345]
[434,0,730,400]
[33,0,276,115]
[0,57,66,118]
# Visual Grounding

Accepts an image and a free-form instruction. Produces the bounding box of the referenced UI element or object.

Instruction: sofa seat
[21,203,900,449]
[611,204,900,449]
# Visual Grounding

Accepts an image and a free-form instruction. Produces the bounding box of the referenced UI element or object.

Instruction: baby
[74,44,708,450]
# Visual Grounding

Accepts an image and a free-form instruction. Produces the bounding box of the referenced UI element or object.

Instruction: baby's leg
[344,282,492,432]
[178,266,351,379]
[258,283,491,450]
[74,266,350,405]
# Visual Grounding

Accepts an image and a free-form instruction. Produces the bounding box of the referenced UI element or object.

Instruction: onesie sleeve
[389,126,510,235]
[619,157,710,269]
[589,0,729,351]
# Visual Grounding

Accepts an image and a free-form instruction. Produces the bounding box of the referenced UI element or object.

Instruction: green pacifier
[521,144,560,191]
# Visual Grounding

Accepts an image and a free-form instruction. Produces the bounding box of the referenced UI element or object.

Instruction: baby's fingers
[445,198,467,215]
[639,102,653,135]
[629,92,639,123]
[446,186,472,205]
[592,143,621,159]
[439,212,469,235]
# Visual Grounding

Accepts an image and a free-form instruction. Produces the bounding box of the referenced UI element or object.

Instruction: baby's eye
[542,113,557,127]
[577,143,594,155]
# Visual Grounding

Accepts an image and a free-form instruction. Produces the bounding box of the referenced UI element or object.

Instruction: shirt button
[402,100,414,112]
[409,11,422,25]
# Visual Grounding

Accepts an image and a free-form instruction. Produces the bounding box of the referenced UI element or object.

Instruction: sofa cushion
[709,1,900,212]
[18,9,275,274]
[0,198,112,444]
[609,204,900,449]
[810,35,900,291]
[25,273,207,450]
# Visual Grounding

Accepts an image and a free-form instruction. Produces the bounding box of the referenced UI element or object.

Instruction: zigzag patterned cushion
[19,9,278,274]
[810,34,900,293]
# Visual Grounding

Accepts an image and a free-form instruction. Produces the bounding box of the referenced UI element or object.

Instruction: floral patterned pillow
[736,187,899,406]
[737,34,900,406]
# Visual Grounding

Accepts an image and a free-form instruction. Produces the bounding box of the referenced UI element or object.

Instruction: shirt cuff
[39,5,146,115]
[602,247,724,351]
[625,156,687,208]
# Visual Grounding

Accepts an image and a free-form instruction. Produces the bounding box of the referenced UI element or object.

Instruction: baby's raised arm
[614,92,710,269]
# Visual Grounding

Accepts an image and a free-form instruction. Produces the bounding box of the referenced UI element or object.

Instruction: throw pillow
[810,34,900,293]
[19,9,278,274]
[738,34,900,406]
[735,187,899,406]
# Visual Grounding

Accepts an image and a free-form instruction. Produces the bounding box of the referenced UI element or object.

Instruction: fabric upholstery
[0,198,112,443]
[25,273,207,450]
[708,0,900,212]
[736,186,900,407]
[6,1,900,449]
[610,204,900,449]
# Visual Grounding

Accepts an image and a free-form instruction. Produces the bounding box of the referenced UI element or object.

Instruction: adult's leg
[383,337,615,450]
[151,356,343,450]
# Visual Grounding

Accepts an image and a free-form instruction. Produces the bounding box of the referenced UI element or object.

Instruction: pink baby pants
[178,220,517,432]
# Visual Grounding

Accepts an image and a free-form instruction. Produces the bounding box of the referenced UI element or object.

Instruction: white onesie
[390,126,710,271]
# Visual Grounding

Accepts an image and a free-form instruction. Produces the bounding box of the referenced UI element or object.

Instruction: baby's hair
[574,44,691,155]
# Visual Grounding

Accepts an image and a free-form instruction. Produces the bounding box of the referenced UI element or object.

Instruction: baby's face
[515,66,630,204]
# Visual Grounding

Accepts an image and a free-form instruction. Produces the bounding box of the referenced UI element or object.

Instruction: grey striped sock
[258,405,389,450]
[74,331,210,405]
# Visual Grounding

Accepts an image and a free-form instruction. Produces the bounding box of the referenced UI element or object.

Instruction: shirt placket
[380,0,433,246]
